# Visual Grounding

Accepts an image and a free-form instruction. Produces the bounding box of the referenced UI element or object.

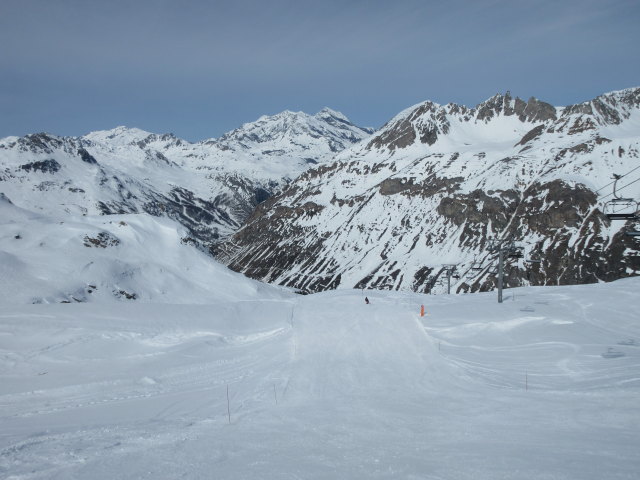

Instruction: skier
[365,296,370,304]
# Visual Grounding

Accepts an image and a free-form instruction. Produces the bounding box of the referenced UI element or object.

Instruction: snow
[2,89,639,477]
[83,127,158,146]
[1,277,639,479]
[0,197,285,305]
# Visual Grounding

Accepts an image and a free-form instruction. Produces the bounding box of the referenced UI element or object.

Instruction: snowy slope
[0,193,287,304]
[1,279,639,478]
[223,88,640,293]
[0,109,372,252]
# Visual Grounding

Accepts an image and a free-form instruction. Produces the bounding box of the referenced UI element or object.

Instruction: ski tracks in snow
[2,285,640,479]
[0,301,297,478]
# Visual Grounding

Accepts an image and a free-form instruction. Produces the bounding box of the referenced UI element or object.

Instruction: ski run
[1,278,639,479]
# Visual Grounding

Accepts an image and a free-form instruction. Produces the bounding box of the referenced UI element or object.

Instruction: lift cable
[599,175,640,200]
[595,164,640,195]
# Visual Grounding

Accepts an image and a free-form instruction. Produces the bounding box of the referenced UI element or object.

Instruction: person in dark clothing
[365,297,369,304]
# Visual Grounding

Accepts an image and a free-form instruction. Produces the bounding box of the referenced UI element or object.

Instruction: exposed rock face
[369,102,449,150]
[83,231,121,248]
[516,125,545,147]
[20,159,61,174]
[221,87,640,294]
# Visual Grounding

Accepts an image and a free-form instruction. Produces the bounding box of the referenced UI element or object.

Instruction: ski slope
[0,195,287,305]
[1,279,639,479]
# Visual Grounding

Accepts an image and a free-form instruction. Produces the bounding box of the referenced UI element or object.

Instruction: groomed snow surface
[1,279,639,479]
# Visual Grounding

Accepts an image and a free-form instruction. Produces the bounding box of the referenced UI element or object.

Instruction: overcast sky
[1,0,639,141]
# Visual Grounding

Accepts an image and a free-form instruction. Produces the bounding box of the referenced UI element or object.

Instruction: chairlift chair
[470,261,483,271]
[525,251,542,264]
[508,246,524,259]
[604,174,639,220]
[604,198,639,220]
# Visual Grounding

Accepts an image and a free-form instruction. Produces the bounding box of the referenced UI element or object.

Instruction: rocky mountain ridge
[221,88,640,294]
[0,109,372,254]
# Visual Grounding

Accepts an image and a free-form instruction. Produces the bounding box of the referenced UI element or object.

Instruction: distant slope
[0,193,288,304]
[221,88,640,293]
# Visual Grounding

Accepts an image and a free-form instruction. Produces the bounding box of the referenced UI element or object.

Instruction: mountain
[210,108,374,167]
[220,88,640,293]
[0,109,372,255]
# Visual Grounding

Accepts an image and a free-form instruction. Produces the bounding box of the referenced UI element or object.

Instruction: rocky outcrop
[20,159,61,174]
[476,93,557,123]
[369,102,450,150]
[83,231,121,248]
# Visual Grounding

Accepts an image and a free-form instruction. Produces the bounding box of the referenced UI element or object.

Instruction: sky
[1,0,639,142]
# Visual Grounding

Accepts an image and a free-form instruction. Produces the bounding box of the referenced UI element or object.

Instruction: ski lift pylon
[507,245,524,259]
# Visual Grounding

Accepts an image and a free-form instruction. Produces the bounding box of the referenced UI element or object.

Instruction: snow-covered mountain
[221,88,640,293]
[0,109,372,255]
[210,108,374,166]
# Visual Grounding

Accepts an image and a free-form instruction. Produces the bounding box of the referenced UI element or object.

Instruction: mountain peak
[560,86,640,127]
[84,126,155,146]
[597,86,640,105]
[474,92,556,123]
[315,107,349,122]
[212,107,372,160]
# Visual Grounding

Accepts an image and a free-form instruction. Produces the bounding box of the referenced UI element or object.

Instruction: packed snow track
[1,280,639,479]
